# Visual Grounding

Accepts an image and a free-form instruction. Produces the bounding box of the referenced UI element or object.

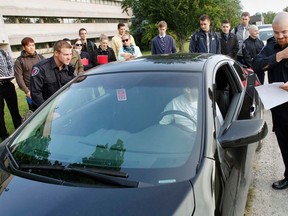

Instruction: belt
[0,78,12,85]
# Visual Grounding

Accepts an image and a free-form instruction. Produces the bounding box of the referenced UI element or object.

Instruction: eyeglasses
[75,43,83,46]
[122,39,129,43]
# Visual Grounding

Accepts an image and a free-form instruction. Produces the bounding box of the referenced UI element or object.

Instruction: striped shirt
[0,49,14,78]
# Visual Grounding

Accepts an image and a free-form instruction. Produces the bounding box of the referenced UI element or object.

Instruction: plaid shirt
[0,49,14,78]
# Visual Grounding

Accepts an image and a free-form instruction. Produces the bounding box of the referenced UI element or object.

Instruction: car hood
[0,174,195,216]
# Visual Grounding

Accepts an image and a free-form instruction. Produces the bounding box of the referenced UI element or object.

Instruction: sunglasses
[122,39,129,42]
[75,43,83,46]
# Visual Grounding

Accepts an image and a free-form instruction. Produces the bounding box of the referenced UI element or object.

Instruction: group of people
[189,12,264,77]
[188,11,288,192]
[1,11,288,194]
[69,24,143,71]
[0,22,144,142]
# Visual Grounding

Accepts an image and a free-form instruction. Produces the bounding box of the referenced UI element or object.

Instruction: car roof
[257,24,272,29]
[258,27,273,42]
[259,27,273,31]
[85,53,218,75]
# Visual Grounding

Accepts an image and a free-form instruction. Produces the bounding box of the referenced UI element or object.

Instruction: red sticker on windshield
[116,89,127,101]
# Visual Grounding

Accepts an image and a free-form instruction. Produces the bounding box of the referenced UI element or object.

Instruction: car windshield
[8,72,203,184]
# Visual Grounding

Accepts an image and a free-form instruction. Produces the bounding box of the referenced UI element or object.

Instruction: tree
[121,0,242,52]
[262,12,277,24]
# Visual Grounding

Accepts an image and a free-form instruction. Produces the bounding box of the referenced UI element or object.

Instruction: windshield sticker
[116,88,127,101]
[158,179,176,184]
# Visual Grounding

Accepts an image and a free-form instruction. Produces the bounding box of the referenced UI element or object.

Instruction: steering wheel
[159,110,197,126]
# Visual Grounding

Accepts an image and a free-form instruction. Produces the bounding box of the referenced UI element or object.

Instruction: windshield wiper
[19,164,138,188]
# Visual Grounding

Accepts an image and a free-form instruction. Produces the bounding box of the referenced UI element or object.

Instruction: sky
[240,0,286,15]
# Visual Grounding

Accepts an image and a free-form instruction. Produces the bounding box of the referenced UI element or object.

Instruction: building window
[42,18,61,23]
[62,18,79,23]
[3,16,129,24]
[3,17,17,24]
[80,18,95,23]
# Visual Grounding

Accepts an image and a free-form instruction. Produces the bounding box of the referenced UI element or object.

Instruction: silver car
[259,27,273,45]
[0,53,267,216]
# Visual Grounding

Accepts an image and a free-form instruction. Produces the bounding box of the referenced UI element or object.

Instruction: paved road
[247,110,288,216]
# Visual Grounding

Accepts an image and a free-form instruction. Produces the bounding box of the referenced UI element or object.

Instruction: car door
[232,62,262,121]
[213,62,253,215]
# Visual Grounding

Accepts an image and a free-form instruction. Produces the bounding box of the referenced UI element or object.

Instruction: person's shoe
[272,179,288,190]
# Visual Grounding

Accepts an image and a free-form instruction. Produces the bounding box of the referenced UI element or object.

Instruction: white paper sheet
[255,82,288,110]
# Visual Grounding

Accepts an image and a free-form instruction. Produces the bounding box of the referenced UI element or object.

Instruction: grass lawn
[4,87,28,136]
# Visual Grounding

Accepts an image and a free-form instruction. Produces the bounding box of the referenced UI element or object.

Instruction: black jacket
[219,32,239,60]
[189,29,221,54]
[30,57,76,110]
[252,37,288,83]
[82,40,97,57]
[93,46,116,66]
[242,36,264,67]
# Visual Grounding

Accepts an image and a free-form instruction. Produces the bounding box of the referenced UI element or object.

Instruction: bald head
[272,11,288,47]
[273,11,288,25]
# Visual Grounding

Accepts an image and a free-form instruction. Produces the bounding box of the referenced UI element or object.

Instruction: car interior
[214,64,241,120]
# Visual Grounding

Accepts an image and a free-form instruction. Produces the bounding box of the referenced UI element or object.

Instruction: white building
[0,0,132,58]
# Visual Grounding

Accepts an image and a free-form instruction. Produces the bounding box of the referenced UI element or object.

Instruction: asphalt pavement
[247,110,288,216]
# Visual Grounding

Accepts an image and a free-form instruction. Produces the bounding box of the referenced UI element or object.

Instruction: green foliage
[260,6,288,24]
[262,12,277,24]
[121,0,243,51]
[13,135,51,165]
[82,139,126,170]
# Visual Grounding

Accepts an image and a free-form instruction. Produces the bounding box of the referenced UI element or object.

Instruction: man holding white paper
[252,11,288,190]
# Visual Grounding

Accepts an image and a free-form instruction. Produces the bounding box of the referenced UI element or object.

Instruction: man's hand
[26,91,31,98]
[280,82,288,91]
[276,46,288,62]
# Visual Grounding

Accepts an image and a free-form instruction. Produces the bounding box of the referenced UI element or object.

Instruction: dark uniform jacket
[30,57,76,110]
[189,29,221,54]
[242,36,264,68]
[219,32,239,60]
[252,37,288,104]
[93,46,116,66]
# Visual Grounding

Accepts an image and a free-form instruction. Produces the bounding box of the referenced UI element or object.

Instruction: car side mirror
[218,119,268,148]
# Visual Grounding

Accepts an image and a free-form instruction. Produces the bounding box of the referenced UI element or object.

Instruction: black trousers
[271,105,288,180]
[0,81,22,139]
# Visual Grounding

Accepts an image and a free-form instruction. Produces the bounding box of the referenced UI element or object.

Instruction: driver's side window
[215,69,231,120]
[214,64,239,121]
